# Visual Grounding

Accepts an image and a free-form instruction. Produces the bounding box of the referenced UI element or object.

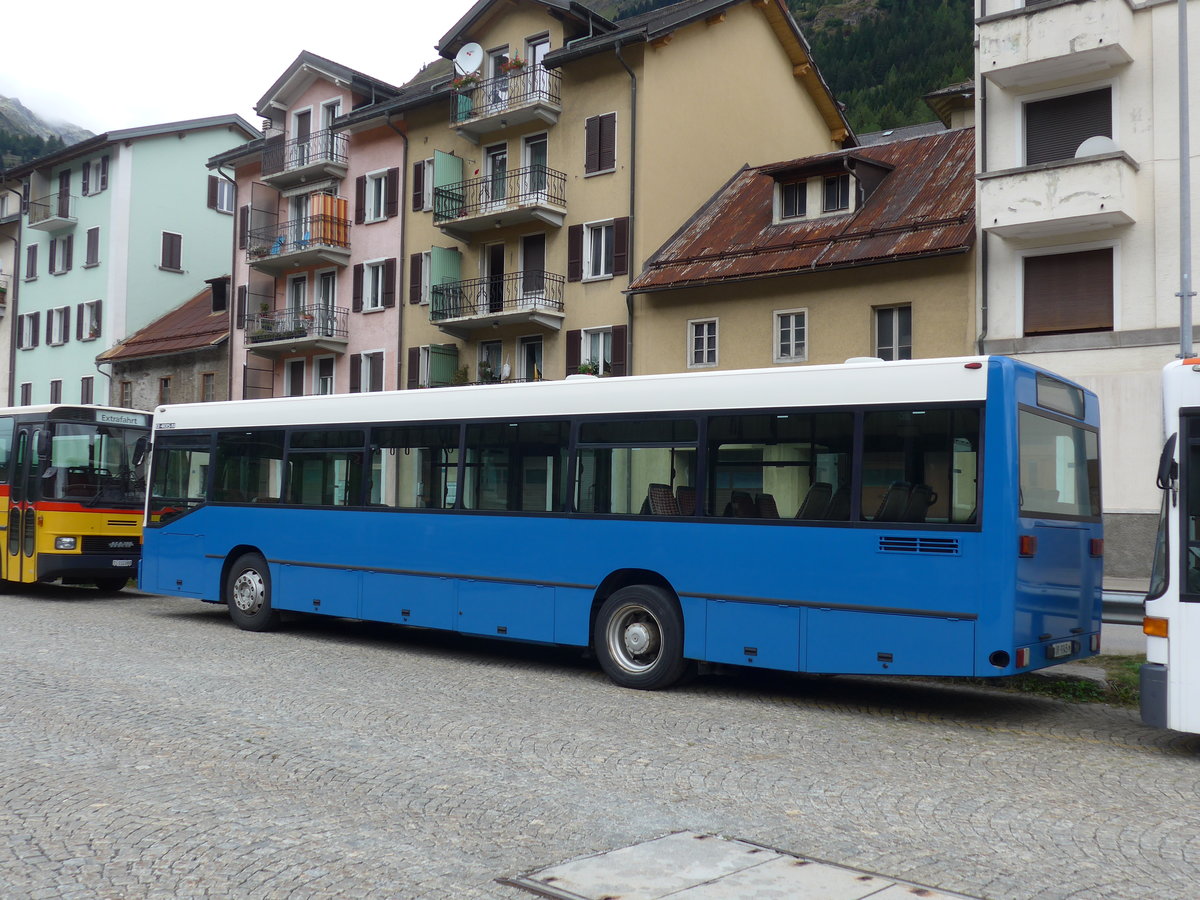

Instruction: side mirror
[1157,433,1179,490]
[133,436,149,468]
[35,430,51,462]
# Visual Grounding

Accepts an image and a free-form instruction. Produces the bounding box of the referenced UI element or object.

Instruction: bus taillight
[1090,539,1104,557]
[1016,647,1031,667]
[1018,535,1038,557]
[1144,616,1169,638]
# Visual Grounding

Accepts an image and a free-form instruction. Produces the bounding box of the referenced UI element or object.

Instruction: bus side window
[214,432,285,504]
[371,425,461,509]
[462,421,569,512]
[575,418,698,517]
[286,430,366,508]
[0,417,13,484]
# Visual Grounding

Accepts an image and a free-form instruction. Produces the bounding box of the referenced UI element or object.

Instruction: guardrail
[1103,590,1144,627]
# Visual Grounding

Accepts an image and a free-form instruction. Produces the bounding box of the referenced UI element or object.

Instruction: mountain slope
[0,96,93,166]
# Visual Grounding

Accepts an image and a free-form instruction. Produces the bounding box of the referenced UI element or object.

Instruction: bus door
[5,427,37,584]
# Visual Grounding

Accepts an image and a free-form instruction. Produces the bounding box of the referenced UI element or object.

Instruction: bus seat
[724,490,757,518]
[826,486,851,521]
[647,483,680,516]
[873,481,912,522]
[902,483,938,522]
[675,485,696,516]
[795,482,832,520]
[755,493,780,518]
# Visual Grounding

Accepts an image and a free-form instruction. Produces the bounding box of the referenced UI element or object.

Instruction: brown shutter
[1023,248,1114,335]
[370,353,384,391]
[610,324,628,376]
[410,254,423,304]
[27,243,37,277]
[207,175,219,210]
[412,162,425,211]
[565,329,581,373]
[349,353,362,392]
[236,285,247,330]
[385,167,400,219]
[406,347,421,389]
[238,205,249,250]
[355,175,367,224]
[1025,88,1111,166]
[567,224,583,282]
[76,304,84,341]
[352,263,364,312]
[86,227,99,266]
[382,258,397,308]
[49,239,57,274]
[45,311,53,345]
[584,116,599,174]
[612,217,629,276]
[100,155,108,191]
[64,234,73,272]
[82,162,90,196]
[162,233,171,268]
[599,113,616,171]
[63,306,71,343]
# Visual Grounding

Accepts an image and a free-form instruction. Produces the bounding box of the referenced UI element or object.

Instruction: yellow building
[337,0,852,385]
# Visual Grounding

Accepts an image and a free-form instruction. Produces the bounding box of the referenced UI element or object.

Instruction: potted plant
[451,72,481,91]
[500,54,526,73]
[577,359,600,376]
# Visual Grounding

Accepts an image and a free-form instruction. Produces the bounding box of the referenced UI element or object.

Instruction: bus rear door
[4,427,37,584]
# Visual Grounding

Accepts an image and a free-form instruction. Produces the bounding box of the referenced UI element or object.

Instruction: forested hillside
[601,0,973,134]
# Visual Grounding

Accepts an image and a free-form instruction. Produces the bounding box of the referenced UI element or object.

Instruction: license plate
[1047,640,1076,660]
[112,559,133,568]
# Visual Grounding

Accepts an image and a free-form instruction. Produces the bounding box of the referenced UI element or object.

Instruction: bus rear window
[1036,373,1086,419]
[1019,410,1100,519]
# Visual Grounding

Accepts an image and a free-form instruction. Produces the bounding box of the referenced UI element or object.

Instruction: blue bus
[141,356,1102,689]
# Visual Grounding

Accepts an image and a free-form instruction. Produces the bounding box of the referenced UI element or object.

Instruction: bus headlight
[55,537,78,550]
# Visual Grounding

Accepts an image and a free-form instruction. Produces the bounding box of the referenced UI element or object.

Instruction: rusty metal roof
[97,282,228,363]
[628,127,975,294]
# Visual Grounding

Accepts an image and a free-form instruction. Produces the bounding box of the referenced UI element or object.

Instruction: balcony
[247,212,351,274]
[431,270,565,338]
[979,151,1138,239]
[979,0,1133,89]
[451,66,562,141]
[433,165,566,238]
[28,192,77,232]
[243,304,350,357]
[261,130,349,188]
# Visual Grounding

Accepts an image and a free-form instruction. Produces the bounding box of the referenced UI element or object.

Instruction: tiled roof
[628,127,976,294]
[97,282,228,363]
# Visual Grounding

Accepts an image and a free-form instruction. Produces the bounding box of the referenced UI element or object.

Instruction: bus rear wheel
[94,577,128,592]
[594,585,690,690]
[225,553,280,632]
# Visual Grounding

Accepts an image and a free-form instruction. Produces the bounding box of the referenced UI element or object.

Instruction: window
[49,236,73,274]
[775,309,807,363]
[585,221,614,280]
[478,341,501,383]
[149,435,211,525]
[363,261,386,310]
[80,376,93,405]
[1025,87,1111,167]
[575,418,698,515]
[410,344,460,389]
[1023,248,1113,336]
[207,175,235,214]
[200,373,216,402]
[520,336,543,380]
[48,307,70,346]
[351,352,384,393]
[367,171,387,221]
[579,328,613,375]
[568,219,627,282]
[82,156,108,196]
[410,251,431,305]
[158,377,172,405]
[285,359,306,397]
[286,429,366,507]
[584,112,617,174]
[413,158,435,212]
[77,300,102,341]
[315,356,335,395]
[370,424,460,508]
[49,380,62,403]
[213,431,284,504]
[780,181,806,220]
[160,232,183,271]
[823,174,850,212]
[20,383,31,406]
[875,305,912,360]
[85,227,100,267]
[1019,410,1100,519]
[17,313,39,349]
[25,244,37,280]
[357,168,399,223]
[119,382,132,408]
[355,259,395,311]
[464,420,570,511]
[688,319,718,368]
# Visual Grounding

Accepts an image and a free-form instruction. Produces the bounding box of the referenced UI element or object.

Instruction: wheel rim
[232,567,266,615]
[605,602,662,674]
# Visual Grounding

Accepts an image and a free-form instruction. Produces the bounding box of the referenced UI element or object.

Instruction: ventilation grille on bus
[878,536,960,555]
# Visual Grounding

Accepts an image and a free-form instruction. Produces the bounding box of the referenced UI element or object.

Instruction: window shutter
[385,168,400,218]
[599,113,616,171]
[410,254,423,304]
[565,329,581,373]
[350,354,362,393]
[82,163,90,196]
[1025,88,1112,166]
[62,306,71,343]
[207,175,219,210]
[406,347,421,390]
[584,116,599,174]
[238,205,249,250]
[567,224,583,282]
[49,239,57,274]
[370,353,384,391]
[45,311,53,345]
[355,175,367,224]
[100,156,108,191]
[64,235,73,272]
[236,285,247,330]
[27,243,38,278]
[76,304,84,341]
[352,263,364,312]
[1023,248,1114,335]
[610,324,628,376]
[613,217,629,276]
[86,227,99,266]
[412,162,425,211]
[382,258,397,307]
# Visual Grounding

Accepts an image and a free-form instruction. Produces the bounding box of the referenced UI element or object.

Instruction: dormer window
[823,174,851,212]
[773,172,856,223]
[780,181,806,220]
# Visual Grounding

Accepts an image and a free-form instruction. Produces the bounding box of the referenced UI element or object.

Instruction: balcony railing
[433,165,566,234]
[261,129,349,186]
[431,271,565,336]
[246,211,351,273]
[244,304,350,355]
[451,66,562,137]
[28,192,77,231]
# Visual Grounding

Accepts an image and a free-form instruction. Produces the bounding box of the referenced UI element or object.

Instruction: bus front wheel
[225,553,280,632]
[594,585,690,690]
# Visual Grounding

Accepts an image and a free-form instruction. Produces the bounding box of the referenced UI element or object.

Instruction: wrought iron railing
[262,129,348,176]
[28,192,76,226]
[431,270,565,321]
[451,65,562,124]
[433,165,565,224]
[244,304,349,345]
[247,214,351,260]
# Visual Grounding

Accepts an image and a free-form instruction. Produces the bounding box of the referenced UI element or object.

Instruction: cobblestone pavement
[1,585,1198,900]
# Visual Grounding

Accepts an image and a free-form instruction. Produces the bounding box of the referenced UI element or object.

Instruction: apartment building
[326,0,851,390]
[975,0,1199,576]
[212,53,404,399]
[5,116,257,406]
[0,175,19,401]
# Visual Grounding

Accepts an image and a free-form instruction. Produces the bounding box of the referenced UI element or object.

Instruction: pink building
[209,52,404,398]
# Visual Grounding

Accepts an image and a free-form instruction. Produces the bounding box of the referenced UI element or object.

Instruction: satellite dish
[1075,135,1118,158]
[454,43,483,76]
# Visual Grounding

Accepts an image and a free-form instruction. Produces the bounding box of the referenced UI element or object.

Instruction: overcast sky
[3,0,470,134]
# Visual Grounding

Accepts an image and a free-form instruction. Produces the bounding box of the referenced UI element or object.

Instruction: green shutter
[428,344,460,387]
[430,246,462,318]
[433,151,464,220]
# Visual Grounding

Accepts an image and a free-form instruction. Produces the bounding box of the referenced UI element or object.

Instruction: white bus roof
[154,356,1008,432]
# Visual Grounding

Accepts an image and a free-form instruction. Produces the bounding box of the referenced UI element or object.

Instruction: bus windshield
[40,422,148,507]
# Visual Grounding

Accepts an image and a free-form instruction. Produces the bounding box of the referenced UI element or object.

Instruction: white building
[975,0,1200,578]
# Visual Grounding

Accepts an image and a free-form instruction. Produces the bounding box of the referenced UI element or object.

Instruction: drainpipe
[2,182,24,405]
[976,7,989,355]
[385,114,409,389]
[216,164,238,400]
[1178,0,1194,357]
[615,42,637,375]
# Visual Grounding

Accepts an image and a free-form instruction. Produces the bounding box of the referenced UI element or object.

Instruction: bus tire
[225,553,280,632]
[94,577,128,592]
[594,585,690,690]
